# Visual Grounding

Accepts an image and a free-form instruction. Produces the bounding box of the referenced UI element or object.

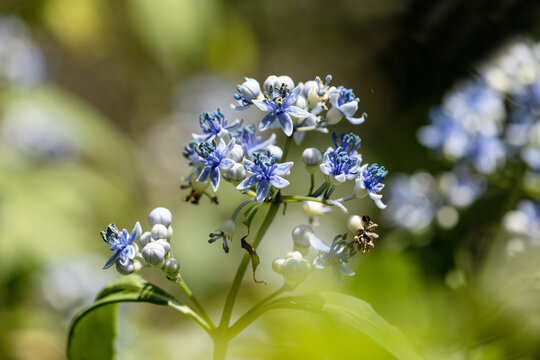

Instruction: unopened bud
[139,231,152,247]
[267,145,283,161]
[227,163,246,181]
[219,219,236,238]
[228,144,245,163]
[240,78,261,101]
[292,225,313,248]
[142,242,166,265]
[282,252,311,287]
[149,207,172,228]
[164,258,180,278]
[151,224,168,240]
[155,239,171,255]
[302,148,322,170]
[347,215,363,233]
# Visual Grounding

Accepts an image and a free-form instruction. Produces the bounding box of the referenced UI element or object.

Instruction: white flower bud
[240,78,261,101]
[347,215,364,233]
[278,75,295,90]
[267,145,283,161]
[168,225,173,239]
[295,95,307,109]
[139,231,152,247]
[326,106,343,125]
[272,258,286,274]
[282,253,311,287]
[219,219,236,238]
[227,163,246,181]
[192,179,209,192]
[151,224,168,240]
[292,225,313,248]
[264,75,280,93]
[116,259,142,275]
[228,144,245,163]
[164,258,180,277]
[149,207,172,228]
[302,148,322,165]
[302,80,316,98]
[142,242,166,265]
[155,239,171,255]
[302,201,331,217]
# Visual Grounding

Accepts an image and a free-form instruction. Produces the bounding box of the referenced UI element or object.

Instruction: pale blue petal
[274,162,294,175]
[236,175,259,190]
[197,166,210,182]
[129,222,142,244]
[346,112,367,125]
[278,113,293,136]
[339,101,358,118]
[284,85,302,107]
[219,158,235,169]
[259,113,276,131]
[313,254,328,269]
[339,263,355,276]
[256,180,270,203]
[252,99,274,112]
[210,167,221,191]
[286,106,311,119]
[310,235,330,253]
[269,176,289,189]
[103,250,121,269]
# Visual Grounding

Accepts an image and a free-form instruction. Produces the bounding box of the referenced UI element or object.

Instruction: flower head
[332,132,362,155]
[195,138,236,191]
[101,222,142,269]
[311,233,356,282]
[320,148,361,184]
[236,151,293,203]
[193,109,242,141]
[232,124,276,157]
[232,77,262,110]
[252,85,311,136]
[327,86,366,125]
[355,164,388,209]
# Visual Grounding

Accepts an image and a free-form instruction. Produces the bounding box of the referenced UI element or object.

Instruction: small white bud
[219,219,236,238]
[326,106,343,125]
[139,231,152,247]
[227,163,246,181]
[292,225,313,248]
[151,224,168,240]
[302,201,331,217]
[302,147,322,166]
[164,258,180,278]
[167,225,173,239]
[149,207,172,228]
[347,215,364,233]
[264,75,280,93]
[278,75,295,90]
[228,144,245,163]
[142,242,166,265]
[240,78,261,101]
[272,258,286,274]
[116,259,142,275]
[267,145,283,161]
[295,95,307,109]
[155,239,171,255]
[282,253,311,287]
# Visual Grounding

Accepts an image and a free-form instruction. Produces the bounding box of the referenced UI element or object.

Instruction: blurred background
[1,1,540,359]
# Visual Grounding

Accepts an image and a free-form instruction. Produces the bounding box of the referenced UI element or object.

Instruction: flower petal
[284,85,302,107]
[269,175,289,189]
[129,222,142,244]
[236,175,259,190]
[339,101,358,118]
[219,158,235,169]
[210,167,221,191]
[278,113,293,136]
[274,161,294,175]
[313,254,329,269]
[339,263,355,276]
[310,234,330,253]
[197,166,210,182]
[286,106,311,119]
[259,113,276,131]
[256,180,270,203]
[252,99,274,112]
[346,112,367,125]
[103,250,121,269]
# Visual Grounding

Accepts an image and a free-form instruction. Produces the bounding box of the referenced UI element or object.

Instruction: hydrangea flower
[310,233,356,282]
[331,132,362,155]
[320,148,361,184]
[193,109,243,141]
[195,138,236,191]
[354,164,388,209]
[232,124,276,157]
[101,222,142,269]
[232,77,262,110]
[438,170,486,208]
[252,85,311,136]
[327,86,367,125]
[503,199,540,246]
[236,151,293,203]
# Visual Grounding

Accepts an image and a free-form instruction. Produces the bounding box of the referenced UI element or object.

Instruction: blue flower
[232,77,262,111]
[232,124,276,157]
[355,164,388,209]
[310,233,356,283]
[101,222,142,269]
[193,109,243,141]
[466,134,506,174]
[252,85,311,136]
[320,148,361,184]
[332,132,362,155]
[236,151,293,203]
[195,138,236,191]
[327,86,367,125]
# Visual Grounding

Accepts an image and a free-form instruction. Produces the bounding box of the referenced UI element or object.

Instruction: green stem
[229,285,287,338]
[213,334,229,360]
[218,201,281,330]
[231,198,256,220]
[308,173,315,196]
[174,279,215,329]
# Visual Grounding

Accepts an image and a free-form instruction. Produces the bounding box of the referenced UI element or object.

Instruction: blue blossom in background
[504,199,540,247]
[101,222,142,269]
[233,124,276,157]
[195,138,236,191]
[320,148,361,184]
[355,164,388,209]
[332,132,362,155]
[252,85,311,136]
[310,233,356,282]
[232,77,262,111]
[236,151,293,203]
[466,133,506,174]
[438,170,486,208]
[327,86,367,125]
[193,109,243,141]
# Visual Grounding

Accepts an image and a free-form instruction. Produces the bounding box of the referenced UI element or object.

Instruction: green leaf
[253,292,424,360]
[67,275,210,359]
[319,292,423,360]
[241,235,265,284]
